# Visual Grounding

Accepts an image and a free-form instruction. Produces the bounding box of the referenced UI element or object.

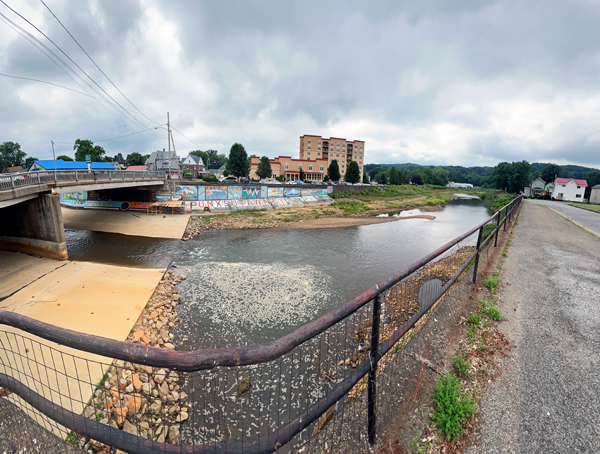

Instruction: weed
[481,222,498,242]
[94,371,110,393]
[431,374,476,441]
[283,217,291,222]
[452,353,472,375]
[484,276,499,291]
[476,340,487,352]
[95,412,104,422]
[65,431,79,447]
[485,305,503,321]
[466,329,474,341]
[466,314,481,327]
[393,342,403,353]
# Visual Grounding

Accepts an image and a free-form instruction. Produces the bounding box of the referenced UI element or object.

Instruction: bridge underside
[0,193,67,260]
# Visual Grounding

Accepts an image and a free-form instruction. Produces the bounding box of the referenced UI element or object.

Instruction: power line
[0,0,158,136]
[170,125,205,150]
[39,0,161,126]
[0,72,99,99]
[54,124,166,144]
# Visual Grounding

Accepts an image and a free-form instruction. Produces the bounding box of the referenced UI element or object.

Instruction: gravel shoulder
[467,201,600,453]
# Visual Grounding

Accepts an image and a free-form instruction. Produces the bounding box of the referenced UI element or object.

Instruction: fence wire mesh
[0,197,522,453]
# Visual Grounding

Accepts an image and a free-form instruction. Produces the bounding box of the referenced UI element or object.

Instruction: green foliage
[202,175,219,182]
[485,305,503,321]
[299,167,305,181]
[73,139,106,162]
[389,167,400,185]
[57,154,73,161]
[256,156,272,179]
[491,160,531,192]
[333,200,370,215]
[452,353,472,374]
[226,143,250,177]
[481,222,497,242]
[190,149,209,165]
[466,313,481,327]
[125,152,146,166]
[182,171,193,178]
[25,156,38,168]
[484,276,499,291]
[344,161,361,183]
[65,430,79,447]
[362,173,369,184]
[327,159,341,181]
[0,141,27,172]
[432,374,476,441]
[585,171,600,199]
[411,174,424,185]
[478,191,515,211]
[378,171,388,185]
[541,163,561,183]
[323,174,330,182]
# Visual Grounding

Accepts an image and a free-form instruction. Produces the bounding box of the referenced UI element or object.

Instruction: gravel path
[468,201,600,453]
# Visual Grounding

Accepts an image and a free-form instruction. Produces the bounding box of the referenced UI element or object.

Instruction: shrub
[452,353,471,375]
[484,276,499,291]
[202,175,218,182]
[466,313,481,326]
[432,374,476,441]
[485,305,503,321]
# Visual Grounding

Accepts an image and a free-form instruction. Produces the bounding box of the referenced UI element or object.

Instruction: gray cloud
[1,0,599,169]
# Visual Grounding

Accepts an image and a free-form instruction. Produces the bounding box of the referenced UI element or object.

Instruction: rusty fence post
[494,210,500,247]
[368,293,383,445]
[472,225,484,284]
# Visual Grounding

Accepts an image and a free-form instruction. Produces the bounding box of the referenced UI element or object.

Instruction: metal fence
[0,196,523,453]
[0,170,167,191]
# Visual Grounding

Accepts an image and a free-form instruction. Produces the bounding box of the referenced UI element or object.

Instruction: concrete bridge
[0,170,167,260]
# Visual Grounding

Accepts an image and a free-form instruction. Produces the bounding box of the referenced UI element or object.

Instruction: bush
[202,175,218,182]
[432,374,476,441]
[484,276,499,291]
[466,313,481,326]
[182,171,193,178]
[485,305,503,321]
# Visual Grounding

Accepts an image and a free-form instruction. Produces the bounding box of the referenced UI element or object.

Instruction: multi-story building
[145,148,180,173]
[179,154,206,178]
[299,135,365,181]
[250,156,329,181]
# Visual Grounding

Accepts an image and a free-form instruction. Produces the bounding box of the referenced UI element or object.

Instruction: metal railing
[0,170,167,191]
[0,196,523,453]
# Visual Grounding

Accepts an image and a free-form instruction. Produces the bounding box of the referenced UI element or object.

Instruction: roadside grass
[332,200,371,215]
[452,353,472,375]
[570,202,600,213]
[431,374,476,441]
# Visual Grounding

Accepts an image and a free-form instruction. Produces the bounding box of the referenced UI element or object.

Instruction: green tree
[125,152,146,166]
[541,164,561,183]
[299,167,305,181]
[377,171,388,185]
[57,155,74,161]
[206,149,227,169]
[389,167,400,185]
[491,162,511,190]
[530,170,541,181]
[363,173,369,184]
[584,171,600,199]
[398,169,409,185]
[327,159,341,181]
[115,152,125,164]
[421,168,433,185]
[411,174,423,185]
[25,156,38,169]
[344,161,361,184]
[432,167,450,186]
[73,139,106,162]
[256,156,272,179]
[226,143,250,178]
[323,174,330,182]
[190,150,209,166]
[0,141,27,172]
[508,160,531,192]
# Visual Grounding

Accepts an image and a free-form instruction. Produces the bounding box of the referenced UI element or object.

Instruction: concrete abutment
[0,194,68,260]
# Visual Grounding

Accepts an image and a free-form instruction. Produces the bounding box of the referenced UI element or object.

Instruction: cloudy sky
[1,0,600,168]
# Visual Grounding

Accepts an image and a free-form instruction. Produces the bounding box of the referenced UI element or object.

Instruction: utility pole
[167,112,171,179]
[51,140,57,182]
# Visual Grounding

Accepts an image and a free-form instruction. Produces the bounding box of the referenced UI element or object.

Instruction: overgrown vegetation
[431,373,476,441]
[65,431,79,447]
[332,200,371,215]
[452,353,472,375]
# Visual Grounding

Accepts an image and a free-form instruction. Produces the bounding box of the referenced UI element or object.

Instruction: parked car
[258,179,272,184]
[239,177,250,183]
[220,176,238,183]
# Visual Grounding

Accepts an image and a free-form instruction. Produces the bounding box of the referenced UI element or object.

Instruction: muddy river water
[64,197,493,349]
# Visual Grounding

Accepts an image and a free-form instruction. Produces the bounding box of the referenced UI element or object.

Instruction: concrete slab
[0,261,165,438]
[62,206,189,239]
[0,251,65,300]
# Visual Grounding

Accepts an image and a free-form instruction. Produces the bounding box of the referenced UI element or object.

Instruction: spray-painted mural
[261,186,267,198]
[172,185,198,201]
[284,187,301,197]
[301,189,321,196]
[206,187,228,200]
[228,186,242,200]
[243,186,261,199]
[62,191,87,200]
[268,187,283,198]
[197,186,206,201]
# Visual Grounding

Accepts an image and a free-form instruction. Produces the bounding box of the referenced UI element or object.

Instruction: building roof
[555,177,587,186]
[180,154,204,166]
[6,166,23,173]
[29,160,116,171]
[126,165,147,171]
[592,184,600,189]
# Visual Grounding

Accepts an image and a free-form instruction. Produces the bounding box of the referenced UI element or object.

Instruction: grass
[484,305,503,321]
[480,222,498,243]
[332,200,371,215]
[65,431,79,447]
[466,314,481,327]
[570,202,600,213]
[431,374,476,441]
[452,353,472,375]
[483,275,499,291]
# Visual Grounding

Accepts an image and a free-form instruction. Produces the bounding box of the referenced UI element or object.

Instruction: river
[64,196,493,350]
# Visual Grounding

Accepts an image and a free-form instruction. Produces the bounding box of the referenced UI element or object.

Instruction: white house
[590,184,600,205]
[551,178,587,202]
[179,154,206,178]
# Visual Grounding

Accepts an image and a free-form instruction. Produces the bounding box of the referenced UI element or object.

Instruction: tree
[323,174,330,182]
[256,156,272,179]
[190,150,209,166]
[57,155,73,161]
[491,162,511,190]
[530,170,541,181]
[0,142,27,172]
[584,171,600,199]
[226,143,250,177]
[115,153,125,164]
[398,169,409,185]
[363,173,369,184]
[431,167,449,186]
[389,167,400,185]
[327,159,341,181]
[125,152,146,166]
[206,149,227,169]
[344,161,361,184]
[541,164,561,183]
[73,139,105,162]
[299,168,305,181]
[507,160,531,193]
[378,172,388,185]
[25,156,38,169]
[411,174,424,185]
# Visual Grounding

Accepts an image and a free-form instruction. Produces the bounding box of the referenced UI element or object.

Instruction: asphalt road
[530,199,600,236]
[468,201,600,453]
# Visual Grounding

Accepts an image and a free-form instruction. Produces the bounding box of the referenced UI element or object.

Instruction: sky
[1,0,600,169]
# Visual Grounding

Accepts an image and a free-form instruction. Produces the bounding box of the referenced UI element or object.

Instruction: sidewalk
[468,201,600,453]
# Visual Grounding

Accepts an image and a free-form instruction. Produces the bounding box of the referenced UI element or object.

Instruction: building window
[308,145,311,149]
[307,152,310,155]
[320,166,324,171]
[318,140,321,144]
[576,194,582,198]
[577,186,581,189]
[298,164,302,170]
[285,164,289,170]
[308,165,313,171]
[308,140,311,144]
[318,146,321,150]
[317,152,321,156]
[336,154,339,157]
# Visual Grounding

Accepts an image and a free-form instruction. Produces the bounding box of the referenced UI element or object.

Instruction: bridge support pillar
[0,194,68,260]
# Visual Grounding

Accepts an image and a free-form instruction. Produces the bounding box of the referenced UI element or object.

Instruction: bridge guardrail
[0,170,167,192]
[0,196,523,453]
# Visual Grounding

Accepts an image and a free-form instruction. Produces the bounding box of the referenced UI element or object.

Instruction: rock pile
[78,267,189,452]
[183,216,278,240]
